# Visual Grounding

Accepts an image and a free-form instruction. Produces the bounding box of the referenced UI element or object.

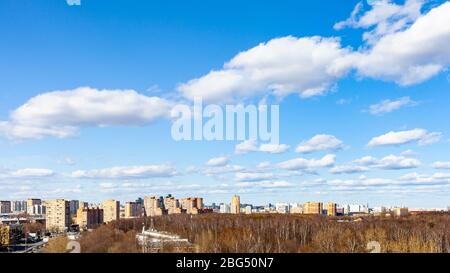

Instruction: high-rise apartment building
[180,197,203,214]
[164,195,182,214]
[219,203,231,213]
[326,203,337,216]
[125,202,140,218]
[27,199,42,215]
[0,201,11,214]
[231,195,240,214]
[144,196,165,216]
[11,201,27,213]
[303,202,323,215]
[76,206,104,230]
[69,200,80,217]
[102,199,120,223]
[45,200,70,233]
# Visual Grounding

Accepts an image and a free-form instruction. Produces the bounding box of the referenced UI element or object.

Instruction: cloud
[331,154,420,174]
[71,164,177,179]
[0,168,55,179]
[368,96,417,115]
[334,0,426,44]
[259,144,290,154]
[178,2,450,103]
[178,36,353,102]
[235,140,289,154]
[278,154,336,171]
[374,154,421,170]
[0,87,173,140]
[295,134,345,153]
[206,156,230,167]
[350,1,450,85]
[66,0,81,6]
[432,161,450,169]
[368,128,442,147]
[330,165,369,174]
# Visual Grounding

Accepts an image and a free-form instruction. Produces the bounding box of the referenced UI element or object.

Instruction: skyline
[1,0,450,207]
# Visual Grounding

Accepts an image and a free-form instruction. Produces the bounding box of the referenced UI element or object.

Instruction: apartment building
[45,200,70,233]
[76,206,104,230]
[303,202,323,215]
[102,199,120,223]
[231,195,240,214]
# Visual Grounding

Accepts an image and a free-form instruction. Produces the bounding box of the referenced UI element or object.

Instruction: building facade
[0,201,11,214]
[76,207,104,230]
[326,203,337,216]
[231,195,240,214]
[144,196,165,216]
[102,199,120,223]
[303,202,323,215]
[45,200,70,233]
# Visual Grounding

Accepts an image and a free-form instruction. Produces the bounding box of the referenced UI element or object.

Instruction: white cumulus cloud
[368,128,441,147]
[206,156,230,167]
[0,87,173,140]
[295,134,345,153]
[278,154,336,171]
[368,96,417,115]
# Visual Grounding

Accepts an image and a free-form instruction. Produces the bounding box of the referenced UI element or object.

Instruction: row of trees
[45,213,450,253]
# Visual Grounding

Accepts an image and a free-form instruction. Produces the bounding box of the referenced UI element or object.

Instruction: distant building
[275,203,290,214]
[76,206,104,230]
[69,200,80,217]
[326,203,337,216]
[290,206,303,214]
[219,203,231,214]
[45,200,70,233]
[303,202,323,215]
[180,197,203,214]
[125,202,140,218]
[245,205,252,214]
[27,199,42,215]
[102,200,120,223]
[394,207,409,217]
[144,196,165,216]
[231,195,240,214]
[11,201,27,213]
[164,195,182,214]
[0,201,11,214]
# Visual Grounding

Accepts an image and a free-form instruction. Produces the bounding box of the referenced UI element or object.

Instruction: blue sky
[0,0,449,208]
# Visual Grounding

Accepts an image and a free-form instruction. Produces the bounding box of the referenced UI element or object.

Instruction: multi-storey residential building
[180,197,203,214]
[27,199,42,215]
[164,195,182,214]
[102,199,120,223]
[326,202,337,216]
[0,201,11,214]
[69,200,80,217]
[231,195,240,214]
[125,202,141,218]
[76,207,104,230]
[11,201,27,213]
[45,200,70,233]
[144,196,165,216]
[275,203,290,214]
[394,207,409,217]
[219,203,231,214]
[303,202,323,215]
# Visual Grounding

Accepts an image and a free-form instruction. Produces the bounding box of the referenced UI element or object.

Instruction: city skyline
[1,0,450,208]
